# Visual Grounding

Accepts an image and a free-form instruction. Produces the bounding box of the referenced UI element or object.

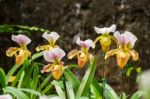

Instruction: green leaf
[52,80,66,99]
[38,74,52,91]
[0,68,6,88]
[6,64,19,84]
[91,79,102,99]
[64,68,80,92]
[29,52,43,62]
[5,87,29,99]
[66,81,75,99]
[19,88,41,97]
[76,57,97,98]
[99,83,119,99]
[131,91,143,99]
[120,92,127,99]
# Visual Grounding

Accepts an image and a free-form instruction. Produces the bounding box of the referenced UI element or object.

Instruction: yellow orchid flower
[94,24,116,52]
[105,31,139,69]
[67,37,94,68]
[36,32,60,51]
[6,34,31,65]
[41,48,65,79]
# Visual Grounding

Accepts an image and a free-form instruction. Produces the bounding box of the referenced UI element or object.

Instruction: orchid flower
[6,34,31,65]
[41,48,66,79]
[105,31,139,69]
[67,37,94,68]
[94,24,116,52]
[36,32,60,51]
[0,94,12,99]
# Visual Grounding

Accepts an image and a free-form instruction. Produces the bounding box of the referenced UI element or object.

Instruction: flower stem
[62,75,68,99]
[102,52,106,99]
[120,69,124,99]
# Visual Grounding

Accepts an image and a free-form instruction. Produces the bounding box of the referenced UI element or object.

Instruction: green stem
[120,69,124,99]
[102,52,106,99]
[63,75,68,99]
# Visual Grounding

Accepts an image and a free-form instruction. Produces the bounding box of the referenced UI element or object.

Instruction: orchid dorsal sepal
[94,24,116,34]
[114,31,137,48]
[43,48,66,63]
[76,37,94,49]
[42,31,60,45]
[11,34,31,47]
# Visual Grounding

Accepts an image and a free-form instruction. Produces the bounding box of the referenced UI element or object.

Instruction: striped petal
[76,37,94,49]
[43,48,66,62]
[12,34,31,46]
[42,32,60,43]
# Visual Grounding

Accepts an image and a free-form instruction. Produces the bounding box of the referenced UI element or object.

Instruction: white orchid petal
[94,26,107,34]
[42,32,60,43]
[124,31,137,48]
[114,31,120,39]
[76,37,81,46]
[84,39,94,49]
[12,34,31,45]
[109,24,116,32]
[43,48,66,62]
[0,94,12,99]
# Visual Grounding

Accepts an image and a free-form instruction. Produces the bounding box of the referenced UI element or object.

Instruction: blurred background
[0,0,150,96]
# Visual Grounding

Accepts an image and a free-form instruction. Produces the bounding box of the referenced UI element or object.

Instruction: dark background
[0,0,150,96]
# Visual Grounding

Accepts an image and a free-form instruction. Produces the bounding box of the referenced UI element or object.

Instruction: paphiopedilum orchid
[105,31,139,69]
[94,24,116,52]
[6,34,31,65]
[36,32,60,51]
[67,37,94,68]
[41,48,66,79]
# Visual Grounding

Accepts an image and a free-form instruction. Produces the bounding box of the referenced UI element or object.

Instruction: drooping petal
[12,34,31,45]
[43,48,66,62]
[52,65,63,79]
[6,47,20,57]
[76,37,94,49]
[94,24,116,34]
[67,49,79,59]
[42,32,60,43]
[41,64,54,73]
[105,49,120,59]
[124,31,137,48]
[130,50,139,61]
[0,94,12,99]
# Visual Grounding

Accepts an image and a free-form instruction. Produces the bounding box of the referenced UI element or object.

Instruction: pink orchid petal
[11,34,31,45]
[124,31,137,48]
[42,31,60,43]
[76,37,94,49]
[43,48,66,62]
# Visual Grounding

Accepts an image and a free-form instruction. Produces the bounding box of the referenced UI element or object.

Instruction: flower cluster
[6,24,139,79]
